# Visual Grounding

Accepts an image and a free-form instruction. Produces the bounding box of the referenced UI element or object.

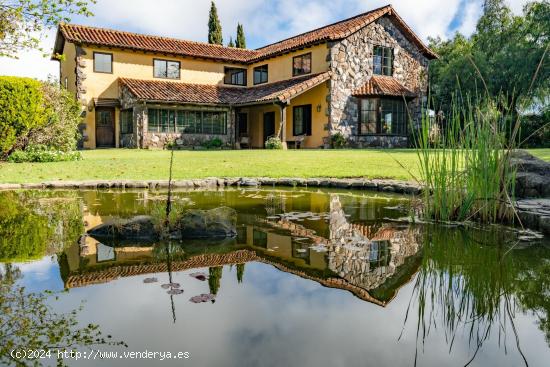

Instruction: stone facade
[328,17,429,148]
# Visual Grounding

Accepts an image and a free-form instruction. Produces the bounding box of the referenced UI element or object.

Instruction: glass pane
[303,55,311,73]
[148,109,158,132]
[167,62,179,79]
[160,110,169,133]
[294,108,304,135]
[94,53,112,73]
[154,60,167,78]
[168,110,176,133]
[203,112,213,134]
[373,55,382,75]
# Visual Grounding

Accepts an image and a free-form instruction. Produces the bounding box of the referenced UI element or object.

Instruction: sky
[0,0,533,80]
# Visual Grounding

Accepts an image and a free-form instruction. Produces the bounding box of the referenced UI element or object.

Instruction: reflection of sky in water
[13,260,550,367]
[14,256,64,293]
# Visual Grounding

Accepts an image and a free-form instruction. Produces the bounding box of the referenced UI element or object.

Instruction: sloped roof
[119,72,331,106]
[352,75,415,98]
[54,5,436,63]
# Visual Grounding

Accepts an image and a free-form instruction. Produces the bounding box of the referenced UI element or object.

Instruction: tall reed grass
[413,95,518,223]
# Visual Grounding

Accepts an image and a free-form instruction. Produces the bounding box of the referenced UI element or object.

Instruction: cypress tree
[228,37,235,48]
[208,1,223,45]
[236,23,246,49]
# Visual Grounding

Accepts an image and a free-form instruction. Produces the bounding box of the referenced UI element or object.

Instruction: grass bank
[0,149,547,184]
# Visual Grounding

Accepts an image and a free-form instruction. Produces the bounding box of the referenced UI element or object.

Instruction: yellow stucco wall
[59,42,77,96]
[245,82,329,148]
[247,44,329,86]
[59,41,330,148]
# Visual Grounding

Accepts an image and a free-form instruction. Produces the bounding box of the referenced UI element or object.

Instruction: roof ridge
[60,23,260,54]
[255,4,392,51]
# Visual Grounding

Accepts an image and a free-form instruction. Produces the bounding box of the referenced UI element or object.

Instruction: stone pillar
[134,103,147,148]
[228,107,236,148]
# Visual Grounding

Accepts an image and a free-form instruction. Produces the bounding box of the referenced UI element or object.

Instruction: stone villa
[52,4,437,149]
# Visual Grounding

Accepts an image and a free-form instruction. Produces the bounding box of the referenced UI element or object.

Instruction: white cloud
[0,0,536,80]
[0,30,58,81]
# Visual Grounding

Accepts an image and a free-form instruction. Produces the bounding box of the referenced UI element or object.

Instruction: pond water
[1,188,549,367]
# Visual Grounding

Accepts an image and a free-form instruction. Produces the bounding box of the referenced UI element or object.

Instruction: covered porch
[118,72,331,150]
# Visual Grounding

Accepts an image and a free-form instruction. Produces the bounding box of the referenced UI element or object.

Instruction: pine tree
[208,1,223,45]
[228,37,235,47]
[235,23,246,49]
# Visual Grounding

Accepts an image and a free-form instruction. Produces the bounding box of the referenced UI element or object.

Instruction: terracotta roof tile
[56,5,436,63]
[59,23,259,63]
[352,75,415,97]
[119,72,331,106]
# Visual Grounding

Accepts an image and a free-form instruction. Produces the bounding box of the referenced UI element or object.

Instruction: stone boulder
[176,207,237,239]
[88,215,158,242]
[511,150,550,198]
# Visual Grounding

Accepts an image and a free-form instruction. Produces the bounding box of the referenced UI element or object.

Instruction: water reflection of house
[62,194,421,306]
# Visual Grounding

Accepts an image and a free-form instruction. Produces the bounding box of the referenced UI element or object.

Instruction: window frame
[93,51,113,74]
[253,64,268,85]
[153,58,181,80]
[373,46,393,76]
[224,67,247,86]
[120,109,134,134]
[147,108,228,135]
[357,97,408,136]
[293,104,312,136]
[292,53,312,77]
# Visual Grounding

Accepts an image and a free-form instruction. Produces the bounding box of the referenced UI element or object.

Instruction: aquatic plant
[412,94,517,223]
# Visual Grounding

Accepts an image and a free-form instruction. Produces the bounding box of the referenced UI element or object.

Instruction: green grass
[529,148,550,162]
[0,148,547,184]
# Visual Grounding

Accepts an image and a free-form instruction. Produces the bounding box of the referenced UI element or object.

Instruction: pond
[1,188,549,366]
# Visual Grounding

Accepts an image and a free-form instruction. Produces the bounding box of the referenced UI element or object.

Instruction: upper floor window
[253,65,268,85]
[154,59,180,79]
[93,52,112,73]
[293,53,311,76]
[373,46,393,76]
[224,67,247,86]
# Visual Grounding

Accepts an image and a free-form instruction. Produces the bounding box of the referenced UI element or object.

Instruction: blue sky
[0,0,531,79]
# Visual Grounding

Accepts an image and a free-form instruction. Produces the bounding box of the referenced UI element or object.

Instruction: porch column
[277,102,288,150]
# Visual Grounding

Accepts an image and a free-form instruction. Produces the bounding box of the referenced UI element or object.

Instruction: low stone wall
[0,177,422,195]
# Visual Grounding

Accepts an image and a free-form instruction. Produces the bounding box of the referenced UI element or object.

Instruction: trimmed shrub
[7,144,82,163]
[202,137,224,149]
[265,137,283,149]
[0,76,48,156]
[330,132,347,149]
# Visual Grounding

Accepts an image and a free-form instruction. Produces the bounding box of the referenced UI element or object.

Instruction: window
[224,67,247,86]
[147,108,227,134]
[373,46,393,76]
[93,52,112,73]
[358,98,407,135]
[293,105,312,136]
[154,59,180,79]
[293,53,312,76]
[253,65,268,85]
[120,109,133,134]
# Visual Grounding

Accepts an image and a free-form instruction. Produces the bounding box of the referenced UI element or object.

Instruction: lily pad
[161,283,181,289]
[189,272,208,281]
[143,277,158,284]
[167,289,184,295]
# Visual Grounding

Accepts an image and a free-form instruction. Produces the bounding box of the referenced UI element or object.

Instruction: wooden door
[95,107,115,148]
[263,112,276,146]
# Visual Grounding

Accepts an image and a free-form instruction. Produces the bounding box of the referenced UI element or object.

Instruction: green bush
[0,76,48,156]
[330,132,347,149]
[7,144,82,163]
[519,112,550,148]
[265,137,283,149]
[202,137,224,149]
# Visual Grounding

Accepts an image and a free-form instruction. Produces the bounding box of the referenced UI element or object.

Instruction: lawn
[0,149,547,184]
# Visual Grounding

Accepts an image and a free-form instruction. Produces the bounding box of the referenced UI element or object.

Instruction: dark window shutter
[306,105,312,136]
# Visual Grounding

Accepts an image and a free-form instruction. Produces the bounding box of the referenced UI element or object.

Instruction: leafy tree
[0,0,96,58]
[236,263,245,283]
[26,79,82,152]
[0,76,47,158]
[227,36,234,47]
[207,1,223,45]
[208,266,222,295]
[236,23,246,49]
[0,263,125,366]
[429,0,550,118]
